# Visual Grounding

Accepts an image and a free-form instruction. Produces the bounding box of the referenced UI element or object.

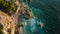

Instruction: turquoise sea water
[20,0,60,34]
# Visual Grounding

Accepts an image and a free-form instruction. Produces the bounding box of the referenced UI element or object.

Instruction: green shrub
[7,28,11,34]
[0,29,4,34]
[0,24,3,29]
[0,0,17,15]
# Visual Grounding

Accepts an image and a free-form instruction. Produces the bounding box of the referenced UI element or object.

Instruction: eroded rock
[20,7,32,19]
[0,11,16,34]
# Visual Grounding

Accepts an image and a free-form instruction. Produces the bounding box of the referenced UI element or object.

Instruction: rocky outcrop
[19,7,32,19]
[0,0,32,34]
[0,10,16,34]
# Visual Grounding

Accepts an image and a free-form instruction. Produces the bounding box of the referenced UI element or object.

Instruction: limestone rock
[0,10,16,34]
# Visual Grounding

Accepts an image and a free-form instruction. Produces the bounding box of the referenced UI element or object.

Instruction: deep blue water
[20,0,60,34]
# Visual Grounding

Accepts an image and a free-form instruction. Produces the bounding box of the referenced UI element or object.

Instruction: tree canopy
[0,0,17,15]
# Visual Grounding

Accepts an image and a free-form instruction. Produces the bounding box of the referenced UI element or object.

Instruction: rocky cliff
[0,10,16,34]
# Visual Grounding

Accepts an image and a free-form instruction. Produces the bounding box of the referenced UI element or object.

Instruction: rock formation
[0,0,32,34]
[0,10,16,34]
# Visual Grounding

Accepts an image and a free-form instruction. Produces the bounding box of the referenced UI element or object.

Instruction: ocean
[20,0,60,34]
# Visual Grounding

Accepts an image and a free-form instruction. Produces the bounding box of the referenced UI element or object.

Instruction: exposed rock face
[20,7,32,19]
[0,0,32,34]
[15,0,32,19]
[0,10,16,34]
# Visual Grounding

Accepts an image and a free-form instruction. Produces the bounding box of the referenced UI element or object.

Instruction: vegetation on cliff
[0,24,3,29]
[7,28,11,34]
[0,0,17,15]
[0,24,4,34]
[0,0,17,34]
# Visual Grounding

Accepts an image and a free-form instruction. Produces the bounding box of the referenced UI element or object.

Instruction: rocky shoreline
[0,0,32,34]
